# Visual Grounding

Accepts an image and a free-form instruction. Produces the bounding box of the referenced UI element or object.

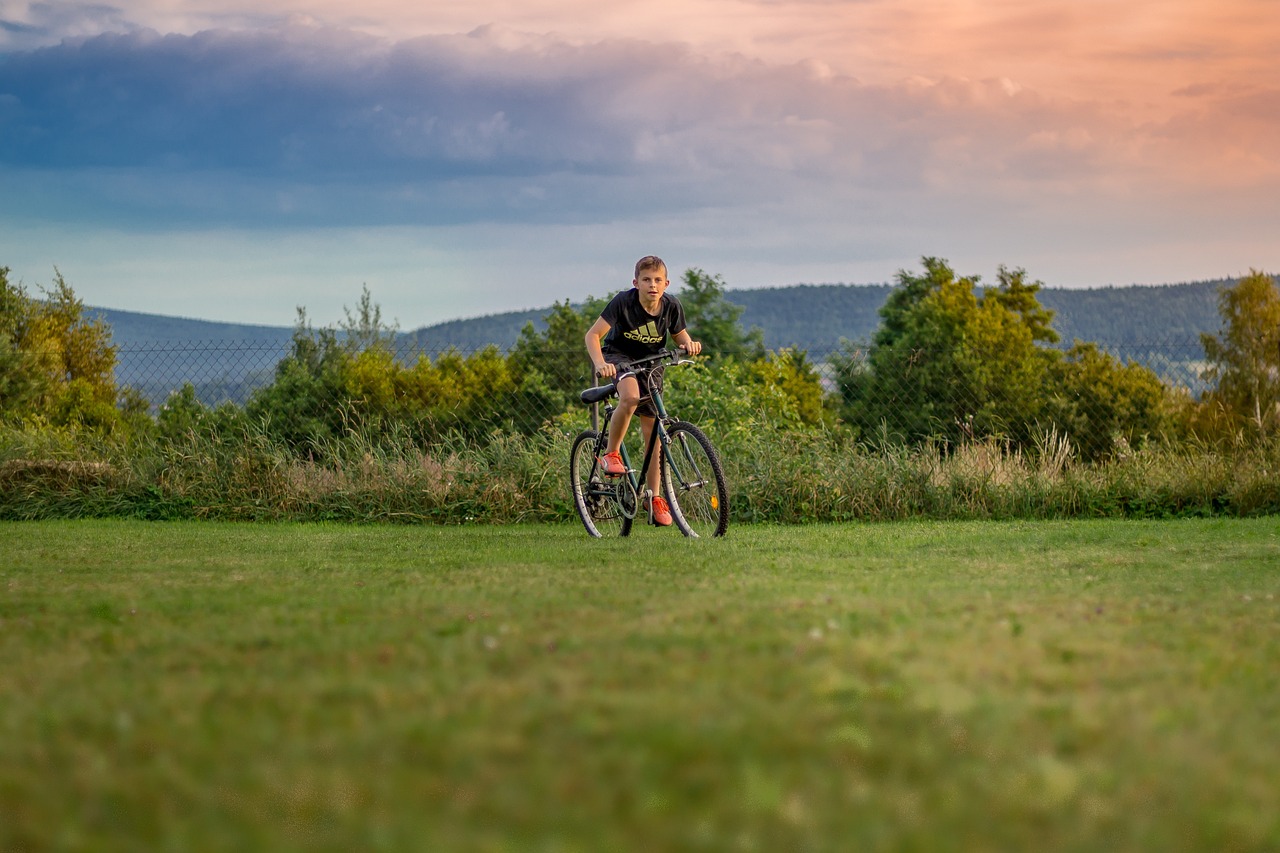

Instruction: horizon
[88,274,1231,333]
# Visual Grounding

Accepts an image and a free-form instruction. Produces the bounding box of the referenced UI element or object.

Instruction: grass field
[2,518,1277,852]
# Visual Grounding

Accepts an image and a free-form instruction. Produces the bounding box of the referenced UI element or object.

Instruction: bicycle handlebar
[579,348,694,406]
[627,346,689,368]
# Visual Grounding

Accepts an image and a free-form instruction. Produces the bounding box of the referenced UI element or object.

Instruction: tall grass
[2,417,1278,522]
[718,425,1279,522]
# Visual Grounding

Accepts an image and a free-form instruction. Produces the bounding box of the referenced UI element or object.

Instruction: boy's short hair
[634,255,667,279]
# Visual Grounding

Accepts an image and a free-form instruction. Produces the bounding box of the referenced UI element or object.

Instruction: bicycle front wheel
[570,429,633,538]
[662,422,729,538]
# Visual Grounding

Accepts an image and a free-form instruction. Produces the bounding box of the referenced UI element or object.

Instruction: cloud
[5,22,1212,230]
[2,15,1276,326]
[0,1,139,50]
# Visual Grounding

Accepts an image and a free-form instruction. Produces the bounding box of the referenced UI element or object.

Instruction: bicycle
[569,348,729,538]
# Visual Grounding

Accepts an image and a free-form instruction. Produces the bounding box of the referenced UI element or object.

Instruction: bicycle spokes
[570,429,634,537]
[673,435,708,489]
[662,422,729,538]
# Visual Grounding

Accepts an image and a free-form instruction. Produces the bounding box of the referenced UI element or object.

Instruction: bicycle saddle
[580,384,616,405]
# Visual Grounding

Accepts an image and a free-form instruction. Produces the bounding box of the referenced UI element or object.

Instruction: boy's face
[633,265,669,301]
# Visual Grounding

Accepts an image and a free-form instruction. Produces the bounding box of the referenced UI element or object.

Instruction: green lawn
[2,519,1277,852]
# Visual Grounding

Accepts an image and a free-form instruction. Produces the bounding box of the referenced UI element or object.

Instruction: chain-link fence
[8,334,1275,523]
[117,341,287,411]
[114,337,1213,444]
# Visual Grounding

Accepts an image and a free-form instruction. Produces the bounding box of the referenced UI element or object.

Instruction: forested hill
[726,279,1225,349]
[97,278,1227,355]
[402,278,1225,352]
[1036,280,1227,344]
[728,284,892,350]
[96,308,297,347]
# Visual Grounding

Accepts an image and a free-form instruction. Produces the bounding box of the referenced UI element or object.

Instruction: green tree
[507,297,610,427]
[157,383,248,444]
[246,289,567,448]
[836,258,1057,446]
[511,298,607,388]
[340,284,399,355]
[245,308,352,448]
[1199,270,1280,437]
[0,266,125,430]
[1,268,44,414]
[1043,342,1173,461]
[747,349,827,427]
[675,268,765,359]
[984,265,1058,344]
[396,346,522,437]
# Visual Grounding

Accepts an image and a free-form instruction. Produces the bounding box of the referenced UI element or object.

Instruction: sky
[1,0,1277,329]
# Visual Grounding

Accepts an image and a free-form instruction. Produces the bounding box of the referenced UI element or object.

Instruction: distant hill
[96,278,1228,353]
[728,284,893,350]
[396,279,1226,352]
[399,308,550,353]
[90,307,297,348]
[92,308,297,405]
[401,275,1228,348]
[94,278,1230,406]
[391,284,900,352]
[1035,280,1226,344]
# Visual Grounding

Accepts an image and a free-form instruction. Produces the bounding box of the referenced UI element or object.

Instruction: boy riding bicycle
[584,255,702,527]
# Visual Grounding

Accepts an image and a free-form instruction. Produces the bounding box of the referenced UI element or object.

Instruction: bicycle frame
[600,377,676,506]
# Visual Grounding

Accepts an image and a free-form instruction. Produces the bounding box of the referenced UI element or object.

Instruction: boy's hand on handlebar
[595,362,617,379]
[682,340,702,357]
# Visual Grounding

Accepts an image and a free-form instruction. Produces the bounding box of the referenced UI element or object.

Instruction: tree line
[3,260,1278,466]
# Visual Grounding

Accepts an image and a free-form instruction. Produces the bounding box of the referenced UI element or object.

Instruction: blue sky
[2,0,1277,327]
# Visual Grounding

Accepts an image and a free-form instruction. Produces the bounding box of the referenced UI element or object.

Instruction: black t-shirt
[600,289,687,360]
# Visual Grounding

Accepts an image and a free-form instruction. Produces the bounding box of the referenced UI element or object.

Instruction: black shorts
[603,352,665,418]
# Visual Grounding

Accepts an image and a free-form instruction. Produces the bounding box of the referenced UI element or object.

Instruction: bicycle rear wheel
[570,429,633,538]
[662,422,729,538]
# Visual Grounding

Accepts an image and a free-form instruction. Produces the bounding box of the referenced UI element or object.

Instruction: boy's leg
[604,374,642,457]
[640,415,661,495]
[639,415,672,526]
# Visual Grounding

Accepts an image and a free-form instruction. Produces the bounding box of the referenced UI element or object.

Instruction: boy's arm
[673,329,702,356]
[585,317,616,378]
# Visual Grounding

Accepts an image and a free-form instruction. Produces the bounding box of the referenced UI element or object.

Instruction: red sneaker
[649,495,673,527]
[598,451,626,476]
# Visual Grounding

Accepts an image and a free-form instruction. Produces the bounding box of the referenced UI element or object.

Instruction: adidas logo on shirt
[624,321,663,344]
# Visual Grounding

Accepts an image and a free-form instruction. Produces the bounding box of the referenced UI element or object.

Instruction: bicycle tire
[661,422,729,538]
[570,429,633,538]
